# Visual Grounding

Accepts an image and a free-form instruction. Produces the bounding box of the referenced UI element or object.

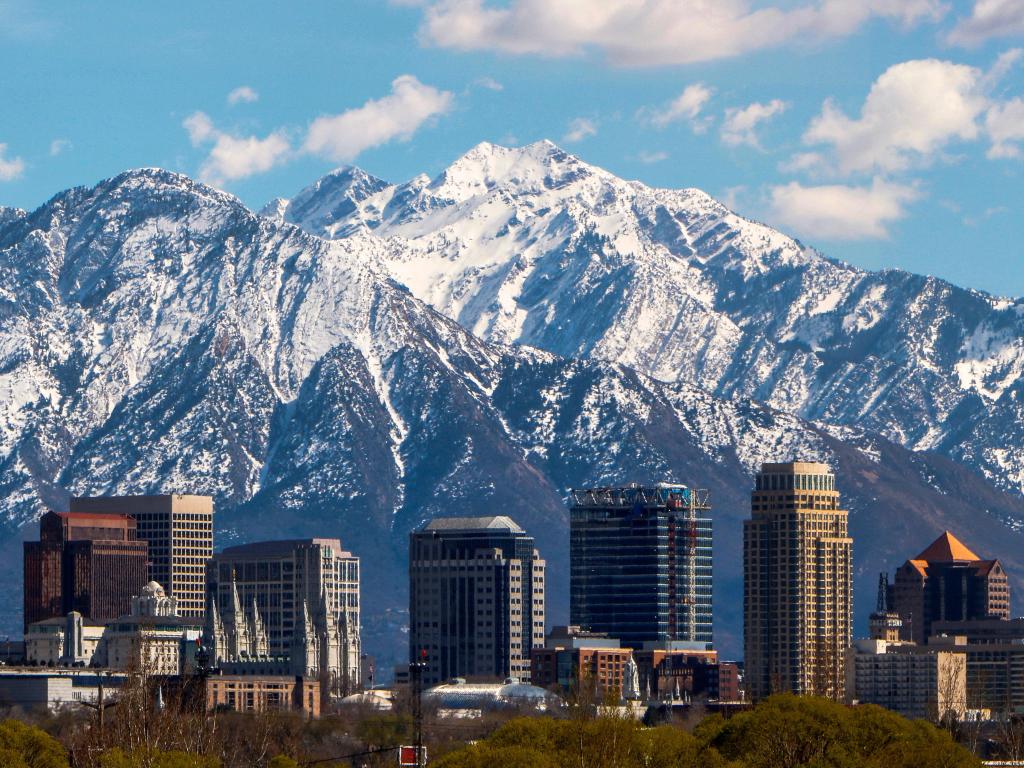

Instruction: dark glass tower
[569,484,712,646]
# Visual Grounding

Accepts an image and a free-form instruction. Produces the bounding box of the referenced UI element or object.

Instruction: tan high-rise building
[70,495,214,619]
[744,461,852,701]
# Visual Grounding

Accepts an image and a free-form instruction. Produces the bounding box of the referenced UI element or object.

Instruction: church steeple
[290,600,318,676]
[247,597,269,658]
[203,593,226,664]
[225,570,250,658]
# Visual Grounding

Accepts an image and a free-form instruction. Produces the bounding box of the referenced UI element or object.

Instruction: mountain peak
[278,165,392,236]
[427,139,594,201]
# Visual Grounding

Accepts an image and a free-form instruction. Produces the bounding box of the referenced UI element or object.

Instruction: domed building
[132,581,179,617]
[423,677,559,716]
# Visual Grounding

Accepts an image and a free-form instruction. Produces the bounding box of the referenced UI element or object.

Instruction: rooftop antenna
[876,572,888,613]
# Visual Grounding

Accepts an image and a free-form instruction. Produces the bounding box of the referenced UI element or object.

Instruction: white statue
[623,654,641,701]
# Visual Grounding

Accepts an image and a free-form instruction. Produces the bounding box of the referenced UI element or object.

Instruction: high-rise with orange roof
[889,531,1010,644]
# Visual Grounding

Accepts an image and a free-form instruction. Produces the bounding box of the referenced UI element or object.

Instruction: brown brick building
[70,495,214,619]
[530,626,634,699]
[889,531,1010,644]
[23,512,148,630]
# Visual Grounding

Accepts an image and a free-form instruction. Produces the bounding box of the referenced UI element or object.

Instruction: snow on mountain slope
[2,167,1022,667]
[274,140,1024,496]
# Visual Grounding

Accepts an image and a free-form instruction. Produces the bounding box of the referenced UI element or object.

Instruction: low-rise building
[847,636,968,721]
[633,642,720,701]
[531,626,634,699]
[94,615,202,675]
[931,618,1024,714]
[423,677,557,717]
[24,583,200,674]
[25,613,107,667]
[205,674,320,718]
[0,669,126,712]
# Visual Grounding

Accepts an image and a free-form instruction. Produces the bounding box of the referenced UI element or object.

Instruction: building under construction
[569,483,713,647]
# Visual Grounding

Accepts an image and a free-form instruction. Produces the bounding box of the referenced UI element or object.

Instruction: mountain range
[1,141,1022,667]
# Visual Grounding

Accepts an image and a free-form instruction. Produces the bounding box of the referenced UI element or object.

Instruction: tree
[0,719,69,768]
[98,748,220,768]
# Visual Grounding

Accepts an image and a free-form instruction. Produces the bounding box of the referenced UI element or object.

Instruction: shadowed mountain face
[0,161,1021,671]
[272,140,1024,502]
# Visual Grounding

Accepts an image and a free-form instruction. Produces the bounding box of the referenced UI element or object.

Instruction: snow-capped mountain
[1,164,1022,668]
[271,140,1024,499]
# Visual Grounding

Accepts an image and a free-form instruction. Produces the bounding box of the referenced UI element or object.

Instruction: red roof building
[889,531,1010,644]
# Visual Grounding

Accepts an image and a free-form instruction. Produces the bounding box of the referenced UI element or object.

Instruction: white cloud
[474,76,504,91]
[304,75,453,162]
[227,85,259,105]
[49,138,71,156]
[768,178,920,240]
[721,99,788,148]
[801,59,988,174]
[183,111,290,184]
[778,151,825,174]
[637,150,669,164]
[644,84,713,131]
[986,98,1024,158]
[413,0,946,67]
[0,144,25,181]
[563,117,597,143]
[981,47,1022,90]
[947,0,1024,47]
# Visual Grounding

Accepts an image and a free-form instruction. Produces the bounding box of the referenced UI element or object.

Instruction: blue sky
[1,0,1022,295]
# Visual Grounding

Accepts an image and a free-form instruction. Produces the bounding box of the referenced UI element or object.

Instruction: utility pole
[80,671,118,738]
[410,649,427,767]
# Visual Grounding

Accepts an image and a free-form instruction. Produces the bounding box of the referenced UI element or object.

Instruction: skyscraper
[889,530,1010,644]
[23,511,148,629]
[743,461,852,701]
[70,495,214,618]
[409,516,545,686]
[569,484,712,646]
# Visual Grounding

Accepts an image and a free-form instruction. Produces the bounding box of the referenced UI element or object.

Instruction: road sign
[399,745,426,766]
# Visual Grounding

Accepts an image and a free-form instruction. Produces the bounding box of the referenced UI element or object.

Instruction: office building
[570,484,712,646]
[23,511,148,629]
[889,531,1010,644]
[206,538,361,693]
[743,461,852,700]
[931,618,1024,713]
[847,635,967,721]
[409,516,545,686]
[70,495,213,618]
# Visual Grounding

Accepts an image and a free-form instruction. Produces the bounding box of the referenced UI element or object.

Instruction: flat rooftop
[218,538,348,558]
[422,516,525,533]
